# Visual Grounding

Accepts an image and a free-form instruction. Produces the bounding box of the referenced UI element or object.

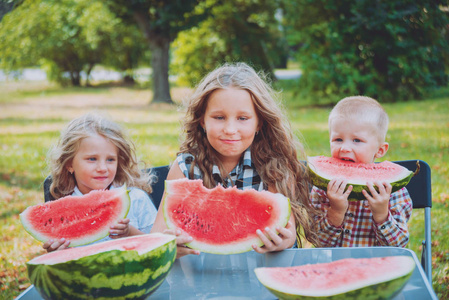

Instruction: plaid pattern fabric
[176,148,266,191]
[311,186,412,247]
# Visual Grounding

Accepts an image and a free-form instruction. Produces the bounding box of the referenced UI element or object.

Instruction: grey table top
[17,246,437,300]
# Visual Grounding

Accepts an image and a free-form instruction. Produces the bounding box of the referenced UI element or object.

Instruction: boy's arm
[372,188,412,247]
[310,186,345,247]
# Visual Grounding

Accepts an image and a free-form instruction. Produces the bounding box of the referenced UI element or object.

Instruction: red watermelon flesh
[308,156,414,200]
[29,233,174,265]
[308,156,412,184]
[255,256,415,298]
[20,186,130,247]
[163,179,291,254]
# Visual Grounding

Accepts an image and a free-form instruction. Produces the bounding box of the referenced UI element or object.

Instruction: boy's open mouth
[340,158,355,162]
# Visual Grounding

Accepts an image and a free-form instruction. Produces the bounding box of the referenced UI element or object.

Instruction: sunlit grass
[0,80,448,299]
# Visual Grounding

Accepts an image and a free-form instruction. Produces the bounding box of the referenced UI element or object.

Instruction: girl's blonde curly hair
[179,62,321,247]
[48,112,153,199]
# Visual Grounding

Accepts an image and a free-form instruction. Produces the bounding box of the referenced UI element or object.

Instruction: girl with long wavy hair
[151,62,320,257]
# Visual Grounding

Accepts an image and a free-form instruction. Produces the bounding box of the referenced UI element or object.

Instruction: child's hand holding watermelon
[252,221,295,253]
[163,229,200,259]
[363,181,392,224]
[43,238,71,252]
[325,178,352,226]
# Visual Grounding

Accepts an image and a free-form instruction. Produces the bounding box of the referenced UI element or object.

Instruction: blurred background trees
[282,0,449,102]
[0,0,448,103]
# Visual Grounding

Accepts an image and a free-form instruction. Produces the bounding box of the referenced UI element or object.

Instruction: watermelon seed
[60,217,64,222]
[268,206,272,210]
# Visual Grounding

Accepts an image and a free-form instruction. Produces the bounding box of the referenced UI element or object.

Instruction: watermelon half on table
[20,185,130,247]
[163,179,291,254]
[27,233,176,300]
[308,156,416,200]
[254,256,415,299]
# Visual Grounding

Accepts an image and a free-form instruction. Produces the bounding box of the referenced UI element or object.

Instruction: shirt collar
[72,184,117,196]
[211,147,252,177]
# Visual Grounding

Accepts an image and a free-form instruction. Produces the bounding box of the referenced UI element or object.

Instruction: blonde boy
[311,96,412,247]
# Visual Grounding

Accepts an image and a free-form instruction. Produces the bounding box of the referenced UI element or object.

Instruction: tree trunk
[149,37,172,103]
[85,63,95,87]
[133,11,173,104]
[70,71,81,86]
[123,74,135,85]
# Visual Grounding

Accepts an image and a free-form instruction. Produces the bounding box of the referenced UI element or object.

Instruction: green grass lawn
[1,81,448,299]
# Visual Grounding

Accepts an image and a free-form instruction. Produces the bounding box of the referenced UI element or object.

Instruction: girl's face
[201,87,260,171]
[329,117,388,164]
[67,134,118,194]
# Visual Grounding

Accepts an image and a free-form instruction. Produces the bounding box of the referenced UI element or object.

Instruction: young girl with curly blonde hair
[43,112,157,251]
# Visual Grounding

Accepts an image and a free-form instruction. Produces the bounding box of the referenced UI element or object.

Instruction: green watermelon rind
[163,179,291,255]
[255,256,415,300]
[308,158,414,201]
[27,233,176,300]
[261,273,412,300]
[20,185,131,247]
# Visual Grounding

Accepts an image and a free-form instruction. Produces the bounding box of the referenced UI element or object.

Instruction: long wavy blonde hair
[48,112,152,199]
[179,62,320,247]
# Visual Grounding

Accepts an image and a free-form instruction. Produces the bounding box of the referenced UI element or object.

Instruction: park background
[0,1,448,299]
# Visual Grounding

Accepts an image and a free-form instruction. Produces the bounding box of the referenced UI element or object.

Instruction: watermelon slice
[308,156,415,200]
[20,186,130,247]
[27,233,176,299]
[255,256,415,299]
[162,179,291,254]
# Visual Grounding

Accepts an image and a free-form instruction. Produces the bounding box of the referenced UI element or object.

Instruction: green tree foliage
[108,0,211,103]
[172,0,288,87]
[0,0,147,86]
[283,0,449,102]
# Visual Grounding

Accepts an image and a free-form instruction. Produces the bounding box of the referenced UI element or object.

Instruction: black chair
[147,165,170,209]
[43,165,170,209]
[394,160,432,284]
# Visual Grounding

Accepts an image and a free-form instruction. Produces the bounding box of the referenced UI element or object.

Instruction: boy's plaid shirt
[311,186,412,247]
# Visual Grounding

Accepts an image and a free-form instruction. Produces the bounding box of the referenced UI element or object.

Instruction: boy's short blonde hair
[328,96,389,142]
